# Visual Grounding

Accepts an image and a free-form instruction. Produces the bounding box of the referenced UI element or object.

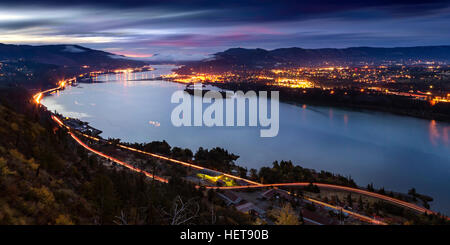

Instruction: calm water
[42,65,450,214]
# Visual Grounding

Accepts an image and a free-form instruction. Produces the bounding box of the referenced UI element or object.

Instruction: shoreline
[206,82,450,123]
[158,75,450,122]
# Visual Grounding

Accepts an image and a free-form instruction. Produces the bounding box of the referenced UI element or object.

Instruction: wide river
[42,65,450,214]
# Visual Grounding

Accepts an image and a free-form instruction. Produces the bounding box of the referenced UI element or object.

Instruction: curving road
[65,127,386,225]
[206,183,434,214]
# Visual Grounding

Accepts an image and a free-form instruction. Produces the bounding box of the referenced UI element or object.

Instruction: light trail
[105,137,441,218]
[40,86,448,224]
[54,117,384,224]
[69,128,260,185]
[33,82,66,105]
[35,80,262,187]
[116,144,261,185]
[33,93,42,104]
[205,182,435,215]
[51,115,69,129]
[207,183,387,224]
[69,131,168,184]
[302,196,387,225]
[57,115,439,222]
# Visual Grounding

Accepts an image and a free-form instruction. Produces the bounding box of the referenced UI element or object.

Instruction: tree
[238,167,247,178]
[55,214,74,225]
[171,147,193,161]
[163,195,200,225]
[0,157,14,178]
[113,210,128,225]
[207,189,215,202]
[89,174,117,224]
[347,193,353,207]
[358,196,364,210]
[272,203,300,225]
[32,186,55,206]
[249,168,258,180]
[305,183,320,193]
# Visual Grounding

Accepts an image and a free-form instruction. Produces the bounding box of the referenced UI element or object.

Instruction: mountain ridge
[177,45,450,73]
[0,43,145,68]
[214,45,450,64]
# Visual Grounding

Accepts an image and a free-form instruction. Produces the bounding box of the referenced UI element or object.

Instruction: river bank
[207,82,450,122]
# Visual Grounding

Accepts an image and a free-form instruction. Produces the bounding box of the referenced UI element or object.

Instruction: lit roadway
[33,80,72,104]
[114,136,439,220]
[36,83,447,225]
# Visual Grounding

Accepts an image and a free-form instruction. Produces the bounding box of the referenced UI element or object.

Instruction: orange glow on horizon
[113,51,154,58]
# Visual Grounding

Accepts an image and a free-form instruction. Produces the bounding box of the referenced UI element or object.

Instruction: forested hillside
[0,88,251,225]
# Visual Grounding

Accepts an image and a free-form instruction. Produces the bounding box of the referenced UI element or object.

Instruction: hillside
[0,43,145,68]
[0,44,146,88]
[0,88,251,225]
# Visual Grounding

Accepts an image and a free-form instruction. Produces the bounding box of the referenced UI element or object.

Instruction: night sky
[1,0,449,61]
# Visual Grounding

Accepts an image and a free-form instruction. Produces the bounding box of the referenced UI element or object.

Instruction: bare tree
[162,195,200,225]
[113,210,128,225]
[211,205,217,225]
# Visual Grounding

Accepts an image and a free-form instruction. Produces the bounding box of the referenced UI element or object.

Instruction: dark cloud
[2,0,449,22]
[0,20,57,30]
[0,0,449,60]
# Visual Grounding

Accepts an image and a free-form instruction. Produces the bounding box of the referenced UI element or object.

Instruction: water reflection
[429,119,450,146]
[93,71,152,83]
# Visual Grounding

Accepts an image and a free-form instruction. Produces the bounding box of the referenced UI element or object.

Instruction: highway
[206,183,433,214]
[36,84,446,224]
[32,80,70,104]
[96,129,437,216]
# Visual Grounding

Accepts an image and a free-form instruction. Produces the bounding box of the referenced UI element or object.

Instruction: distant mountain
[0,43,145,68]
[0,43,147,88]
[178,46,450,72]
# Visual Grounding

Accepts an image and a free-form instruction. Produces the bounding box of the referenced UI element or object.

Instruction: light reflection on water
[429,120,450,146]
[42,65,450,214]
